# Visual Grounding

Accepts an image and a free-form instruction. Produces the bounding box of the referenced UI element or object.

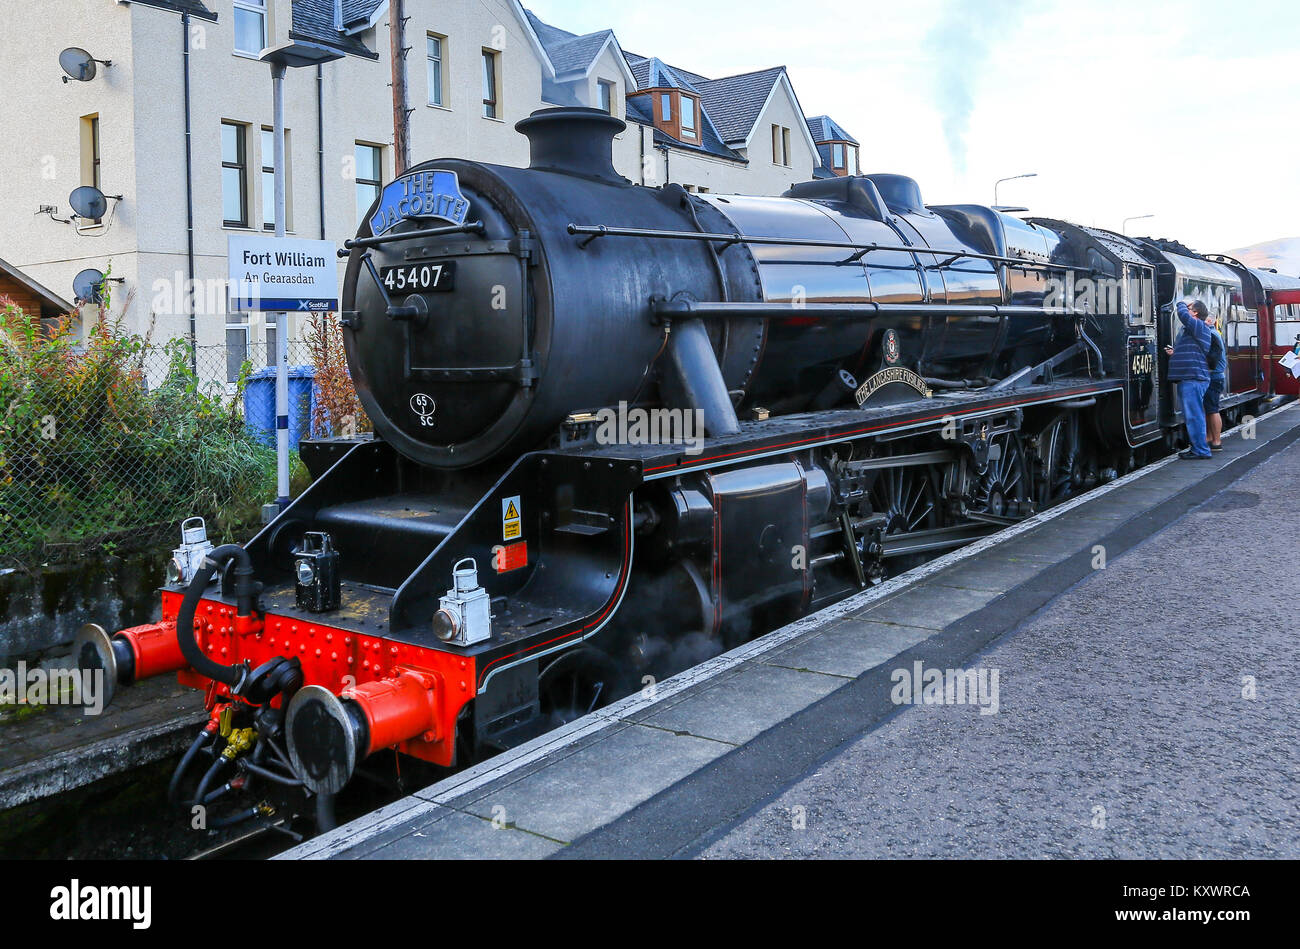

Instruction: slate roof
[806,114,858,145]
[692,66,785,145]
[625,55,708,92]
[291,0,380,59]
[531,10,816,166]
[524,9,620,78]
[624,52,796,162]
[341,0,383,28]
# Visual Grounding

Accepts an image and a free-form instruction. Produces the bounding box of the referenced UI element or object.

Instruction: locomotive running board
[561,379,1123,481]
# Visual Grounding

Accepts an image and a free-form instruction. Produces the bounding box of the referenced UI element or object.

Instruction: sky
[526,0,1300,252]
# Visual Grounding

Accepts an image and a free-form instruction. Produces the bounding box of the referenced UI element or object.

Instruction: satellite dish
[73,268,106,305]
[59,48,108,83]
[69,186,109,221]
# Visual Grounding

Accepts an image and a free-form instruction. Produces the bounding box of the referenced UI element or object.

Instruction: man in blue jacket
[1200,304,1227,450]
[1163,300,1213,459]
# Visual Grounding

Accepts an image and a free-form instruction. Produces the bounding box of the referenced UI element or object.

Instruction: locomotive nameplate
[855,367,933,406]
[380,260,456,294]
[369,169,470,236]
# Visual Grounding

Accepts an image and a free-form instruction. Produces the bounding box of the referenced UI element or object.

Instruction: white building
[0,0,854,379]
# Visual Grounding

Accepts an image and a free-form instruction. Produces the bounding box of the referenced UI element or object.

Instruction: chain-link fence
[0,305,370,573]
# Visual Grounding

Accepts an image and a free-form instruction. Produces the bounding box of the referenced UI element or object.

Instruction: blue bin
[244,366,317,449]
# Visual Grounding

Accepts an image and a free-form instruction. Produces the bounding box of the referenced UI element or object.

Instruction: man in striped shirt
[1163,300,1214,459]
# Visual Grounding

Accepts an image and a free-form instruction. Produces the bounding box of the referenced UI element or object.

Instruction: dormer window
[631,88,702,143]
[825,140,859,176]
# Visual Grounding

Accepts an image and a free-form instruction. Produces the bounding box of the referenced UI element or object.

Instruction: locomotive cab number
[380,260,456,294]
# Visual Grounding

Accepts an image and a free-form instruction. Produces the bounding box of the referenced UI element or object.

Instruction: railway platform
[281,400,1300,860]
[0,675,203,812]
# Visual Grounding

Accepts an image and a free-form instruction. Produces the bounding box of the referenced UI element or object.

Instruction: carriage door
[1125,265,1158,431]
[1226,294,1258,395]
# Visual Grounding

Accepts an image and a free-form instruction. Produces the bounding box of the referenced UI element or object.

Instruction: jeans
[1177,379,1211,456]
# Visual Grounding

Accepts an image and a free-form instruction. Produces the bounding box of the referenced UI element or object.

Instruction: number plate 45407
[380,260,456,294]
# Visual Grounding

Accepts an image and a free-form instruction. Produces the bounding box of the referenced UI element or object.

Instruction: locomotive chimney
[516,107,627,184]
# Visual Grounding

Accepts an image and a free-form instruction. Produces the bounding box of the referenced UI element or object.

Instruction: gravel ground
[703,441,1300,858]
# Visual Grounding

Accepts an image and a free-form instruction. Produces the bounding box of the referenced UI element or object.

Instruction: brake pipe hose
[175,544,257,688]
[168,724,217,805]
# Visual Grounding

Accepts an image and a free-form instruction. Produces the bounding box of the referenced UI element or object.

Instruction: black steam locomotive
[80,107,1288,822]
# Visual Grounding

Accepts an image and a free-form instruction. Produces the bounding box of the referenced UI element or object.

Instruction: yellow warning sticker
[502,495,521,540]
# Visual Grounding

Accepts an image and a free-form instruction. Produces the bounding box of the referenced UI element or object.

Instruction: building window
[261,128,292,231]
[225,319,248,384]
[427,33,445,107]
[832,143,845,170]
[598,79,615,115]
[772,124,792,165]
[222,121,248,228]
[680,95,696,139]
[659,92,673,122]
[770,126,791,166]
[482,49,500,118]
[80,114,102,223]
[233,0,267,56]
[265,315,277,368]
[355,143,383,224]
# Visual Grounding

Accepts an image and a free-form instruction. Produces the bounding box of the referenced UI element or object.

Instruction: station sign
[227,235,339,313]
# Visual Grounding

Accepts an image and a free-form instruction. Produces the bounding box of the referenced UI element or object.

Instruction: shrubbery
[0,303,279,567]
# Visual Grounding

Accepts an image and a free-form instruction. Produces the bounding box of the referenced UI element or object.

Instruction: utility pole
[390,0,411,175]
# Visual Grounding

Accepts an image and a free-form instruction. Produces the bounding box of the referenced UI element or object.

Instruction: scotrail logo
[0,662,105,715]
[890,661,999,715]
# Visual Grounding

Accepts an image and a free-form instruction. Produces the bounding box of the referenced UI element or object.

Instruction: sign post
[271,62,289,510]
[255,40,344,514]
[227,232,338,512]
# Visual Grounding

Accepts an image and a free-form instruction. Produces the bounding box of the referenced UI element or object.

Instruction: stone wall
[0,552,166,663]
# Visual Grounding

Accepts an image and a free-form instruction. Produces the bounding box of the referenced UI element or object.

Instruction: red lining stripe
[476,503,633,689]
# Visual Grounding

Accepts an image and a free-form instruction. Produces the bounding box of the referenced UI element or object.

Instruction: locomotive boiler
[78,108,1285,830]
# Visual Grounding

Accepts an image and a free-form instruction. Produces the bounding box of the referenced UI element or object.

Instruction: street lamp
[1122,214,1154,236]
[259,41,343,511]
[994,173,1037,207]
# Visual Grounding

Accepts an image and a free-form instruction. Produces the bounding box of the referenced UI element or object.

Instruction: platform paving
[703,437,1300,859]
[280,402,1300,860]
[0,675,205,811]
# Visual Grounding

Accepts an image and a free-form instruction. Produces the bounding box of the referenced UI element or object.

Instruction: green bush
[0,303,280,567]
